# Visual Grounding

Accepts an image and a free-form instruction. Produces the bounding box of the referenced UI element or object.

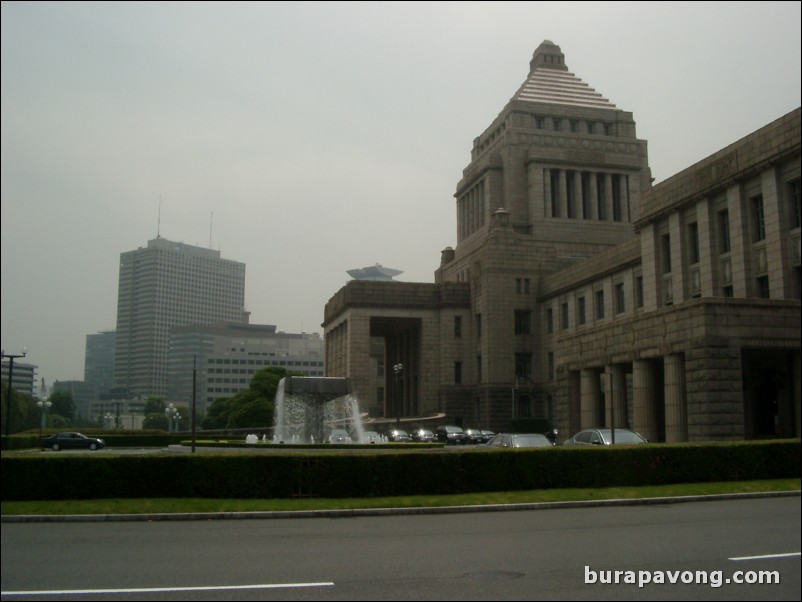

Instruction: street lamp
[37,398,52,441]
[165,403,180,433]
[393,363,404,428]
[2,348,27,437]
[104,412,114,430]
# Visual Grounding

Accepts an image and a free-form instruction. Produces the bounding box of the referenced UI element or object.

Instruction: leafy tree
[1,383,38,434]
[48,390,75,422]
[200,366,293,430]
[143,396,165,416]
[143,413,168,431]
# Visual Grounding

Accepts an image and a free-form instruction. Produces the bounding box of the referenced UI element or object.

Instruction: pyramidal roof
[512,40,616,110]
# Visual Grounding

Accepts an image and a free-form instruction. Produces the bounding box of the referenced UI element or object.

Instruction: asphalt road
[1,496,799,601]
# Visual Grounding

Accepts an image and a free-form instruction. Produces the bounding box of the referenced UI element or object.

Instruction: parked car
[485,433,553,448]
[327,428,352,444]
[563,428,647,446]
[480,430,496,443]
[41,432,105,451]
[410,427,436,442]
[386,428,412,442]
[463,428,485,444]
[361,430,381,443]
[435,425,467,445]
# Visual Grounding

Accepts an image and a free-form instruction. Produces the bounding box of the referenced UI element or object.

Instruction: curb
[3,490,799,523]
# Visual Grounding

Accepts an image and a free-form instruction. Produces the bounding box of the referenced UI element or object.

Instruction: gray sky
[2,1,800,387]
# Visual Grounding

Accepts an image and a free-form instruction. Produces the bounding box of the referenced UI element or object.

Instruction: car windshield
[445,427,463,433]
[600,429,645,444]
[512,435,550,447]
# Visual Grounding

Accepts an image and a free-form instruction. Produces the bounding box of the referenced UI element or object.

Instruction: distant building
[84,330,115,398]
[51,380,98,420]
[113,237,248,399]
[167,322,325,413]
[347,264,403,281]
[322,40,801,441]
[1,360,36,397]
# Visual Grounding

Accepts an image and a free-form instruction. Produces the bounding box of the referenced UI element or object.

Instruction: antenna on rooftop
[209,211,213,248]
[157,195,162,238]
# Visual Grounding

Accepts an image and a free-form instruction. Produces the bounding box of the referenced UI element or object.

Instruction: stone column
[588,171,598,220]
[580,368,601,428]
[632,359,658,442]
[544,168,553,217]
[664,353,688,442]
[605,364,628,428]
[558,169,568,219]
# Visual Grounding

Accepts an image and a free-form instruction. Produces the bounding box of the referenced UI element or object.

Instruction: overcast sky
[2,1,800,388]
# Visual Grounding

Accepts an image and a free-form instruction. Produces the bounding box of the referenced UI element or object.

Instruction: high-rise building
[84,330,115,397]
[113,237,247,398]
[322,41,801,441]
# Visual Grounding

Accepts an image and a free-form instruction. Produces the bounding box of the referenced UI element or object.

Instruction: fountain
[273,376,366,444]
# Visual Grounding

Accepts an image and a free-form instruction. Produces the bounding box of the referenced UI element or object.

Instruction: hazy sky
[2,1,800,388]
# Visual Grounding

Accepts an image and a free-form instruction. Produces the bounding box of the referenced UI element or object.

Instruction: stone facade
[322,41,801,440]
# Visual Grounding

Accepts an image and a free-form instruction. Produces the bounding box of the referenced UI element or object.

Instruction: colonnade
[577,352,687,442]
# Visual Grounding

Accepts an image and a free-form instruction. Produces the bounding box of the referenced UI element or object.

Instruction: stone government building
[322,41,801,442]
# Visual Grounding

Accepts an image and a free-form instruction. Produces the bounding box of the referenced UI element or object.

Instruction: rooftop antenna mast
[209,211,213,248]
[157,195,162,238]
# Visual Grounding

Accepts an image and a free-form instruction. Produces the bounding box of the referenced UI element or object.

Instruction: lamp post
[393,363,403,428]
[2,348,27,437]
[37,398,52,441]
[104,412,113,430]
[165,403,180,433]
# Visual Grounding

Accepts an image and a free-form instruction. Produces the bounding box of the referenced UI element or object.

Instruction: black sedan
[41,432,106,451]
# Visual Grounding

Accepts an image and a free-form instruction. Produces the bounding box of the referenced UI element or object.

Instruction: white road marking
[729,552,800,561]
[1,582,335,596]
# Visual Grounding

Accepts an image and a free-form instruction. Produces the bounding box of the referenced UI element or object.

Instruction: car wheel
[52,443,60,451]
[89,443,98,451]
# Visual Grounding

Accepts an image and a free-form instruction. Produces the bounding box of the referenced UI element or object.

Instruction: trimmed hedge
[1,440,798,501]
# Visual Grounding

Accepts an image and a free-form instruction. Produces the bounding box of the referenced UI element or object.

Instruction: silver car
[485,433,552,448]
[563,428,647,446]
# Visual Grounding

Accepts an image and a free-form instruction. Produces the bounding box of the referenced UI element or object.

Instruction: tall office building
[84,330,116,397]
[114,237,247,398]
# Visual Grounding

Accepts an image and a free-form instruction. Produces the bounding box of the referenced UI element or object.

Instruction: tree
[1,382,38,434]
[48,390,75,422]
[143,396,165,416]
[199,366,292,430]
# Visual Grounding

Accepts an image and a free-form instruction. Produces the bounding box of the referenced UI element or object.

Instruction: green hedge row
[1,440,798,501]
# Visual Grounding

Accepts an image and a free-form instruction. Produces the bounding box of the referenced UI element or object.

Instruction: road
[1,496,799,601]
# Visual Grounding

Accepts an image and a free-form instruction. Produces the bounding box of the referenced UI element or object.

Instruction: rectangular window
[757,276,770,299]
[524,278,530,293]
[570,120,578,133]
[560,302,569,330]
[612,174,622,222]
[454,315,462,338]
[595,290,605,320]
[577,297,586,325]
[477,355,482,383]
[752,195,765,241]
[454,361,462,385]
[615,283,625,314]
[547,352,555,381]
[546,308,553,334]
[515,353,532,380]
[718,209,731,254]
[552,118,561,131]
[377,359,385,377]
[587,122,594,135]
[722,285,734,297]
[688,222,700,264]
[636,276,644,308]
[661,233,672,274]
[475,314,481,337]
[550,170,560,217]
[515,310,532,335]
[791,179,801,229]
[596,173,606,220]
